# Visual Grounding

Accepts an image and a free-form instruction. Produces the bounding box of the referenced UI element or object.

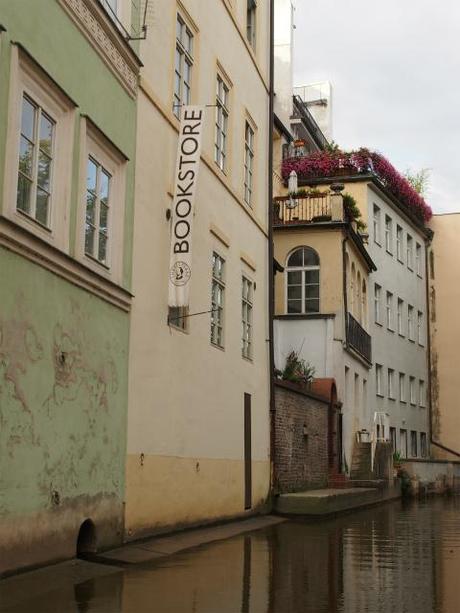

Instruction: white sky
[293,0,460,213]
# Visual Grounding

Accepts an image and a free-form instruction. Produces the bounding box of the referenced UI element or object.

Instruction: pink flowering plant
[282,147,432,224]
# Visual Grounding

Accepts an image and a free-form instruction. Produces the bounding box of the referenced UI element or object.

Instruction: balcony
[273,193,343,227]
[346,312,372,363]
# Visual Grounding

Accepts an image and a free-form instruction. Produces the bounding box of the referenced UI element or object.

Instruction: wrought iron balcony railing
[346,312,372,363]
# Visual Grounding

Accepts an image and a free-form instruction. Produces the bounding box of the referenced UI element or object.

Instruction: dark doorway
[244,393,252,510]
[76,519,97,557]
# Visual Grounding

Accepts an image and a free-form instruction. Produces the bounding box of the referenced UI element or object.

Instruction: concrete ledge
[94,515,286,565]
[275,483,401,516]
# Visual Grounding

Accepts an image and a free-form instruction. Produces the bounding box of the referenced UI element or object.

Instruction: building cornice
[0,216,132,312]
[58,0,141,99]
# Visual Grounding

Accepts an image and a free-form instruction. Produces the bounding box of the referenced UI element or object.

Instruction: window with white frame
[286,247,320,314]
[417,311,424,345]
[85,157,111,265]
[246,0,257,49]
[215,75,229,171]
[388,368,395,399]
[79,121,126,282]
[174,14,193,118]
[416,242,422,276]
[211,252,225,347]
[386,291,393,330]
[373,204,381,245]
[409,376,416,405]
[17,95,55,227]
[374,283,381,324]
[397,298,404,335]
[242,276,253,359]
[399,372,406,402]
[396,225,403,262]
[419,380,426,407]
[244,121,254,206]
[376,364,383,396]
[407,234,414,270]
[385,215,393,253]
[408,305,414,340]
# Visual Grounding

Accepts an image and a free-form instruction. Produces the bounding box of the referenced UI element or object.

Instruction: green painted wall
[0,0,139,572]
[0,247,129,516]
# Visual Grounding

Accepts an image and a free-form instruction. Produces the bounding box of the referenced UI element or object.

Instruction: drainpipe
[425,239,460,458]
[268,0,276,493]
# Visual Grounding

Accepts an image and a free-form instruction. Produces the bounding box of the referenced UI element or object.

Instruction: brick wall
[274,380,329,493]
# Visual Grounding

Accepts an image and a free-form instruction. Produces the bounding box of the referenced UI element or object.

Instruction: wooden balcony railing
[346,312,372,363]
[273,194,336,226]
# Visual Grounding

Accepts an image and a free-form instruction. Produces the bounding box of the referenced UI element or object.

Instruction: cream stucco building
[273,187,376,473]
[125,0,272,539]
[428,213,460,460]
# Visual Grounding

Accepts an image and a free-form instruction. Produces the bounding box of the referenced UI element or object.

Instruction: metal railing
[346,312,372,363]
[273,194,332,226]
[292,95,330,151]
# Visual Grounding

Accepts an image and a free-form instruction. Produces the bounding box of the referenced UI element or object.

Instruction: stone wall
[274,380,329,493]
[401,459,460,495]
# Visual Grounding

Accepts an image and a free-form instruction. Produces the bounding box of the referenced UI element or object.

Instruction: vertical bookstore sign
[168,105,204,307]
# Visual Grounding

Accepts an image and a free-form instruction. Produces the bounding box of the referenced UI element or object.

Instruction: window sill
[398,332,405,338]
[408,338,415,344]
[375,321,382,327]
[168,321,189,334]
[376,393,384,398]
[417,273,423,279]
[211,341,225,352]
[400,400,407,405]
[386,249,393,256]
[242,355,253,364]
[84,252,111,271]
[16,208,52,234]
[387,327,394,333]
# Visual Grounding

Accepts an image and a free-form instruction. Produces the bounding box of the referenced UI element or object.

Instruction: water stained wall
[0,247,129,576]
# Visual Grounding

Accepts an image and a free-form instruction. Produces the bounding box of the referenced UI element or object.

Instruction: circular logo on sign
[169,261,191,286]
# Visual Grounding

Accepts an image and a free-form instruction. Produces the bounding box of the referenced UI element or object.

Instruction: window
[399,373,406,403]
[373,204,381,245]
[376,364,383,396]
[409,376,416,405]
[215,75,229,171]
[286,247,320,314]
[390,427,397,451]
[407,234,414,270]
[396,225,403,262]
[168,306,189,331]
[408,305,414,340]
[417,311,424,345]
[397,298,404,335]
[410,431,418,457]
[246,0,257,49]
[388,368,395,399]
[85,157,111,265]
[400,429,408,458]
[211,253,225,347]
[79,120,127,281]
[416,242,422,276]
[386,291,393,330]
[374,284,381,324]
[17,95,55,227]
[174,15,194,117]
[385,215,393,253]
[244,121,254,206]
[101,0,118,16]
[242,276,253,359]
[419,380,426,407]
[420,432,427,457]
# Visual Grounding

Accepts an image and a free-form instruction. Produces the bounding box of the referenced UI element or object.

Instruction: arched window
[286,247,320,313]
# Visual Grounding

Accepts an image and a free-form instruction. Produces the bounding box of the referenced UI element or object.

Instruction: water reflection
[1,497,460,613]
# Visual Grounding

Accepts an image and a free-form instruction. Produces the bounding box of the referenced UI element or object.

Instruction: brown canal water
[1,497,460,613]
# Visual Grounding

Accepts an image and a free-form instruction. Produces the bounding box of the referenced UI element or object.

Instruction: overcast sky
[293,0,460,213]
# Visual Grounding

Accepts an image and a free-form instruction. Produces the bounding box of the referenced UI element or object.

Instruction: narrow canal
[1,497,460,613]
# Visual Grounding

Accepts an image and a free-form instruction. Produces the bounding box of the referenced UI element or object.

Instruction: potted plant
[393,450,402,476]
